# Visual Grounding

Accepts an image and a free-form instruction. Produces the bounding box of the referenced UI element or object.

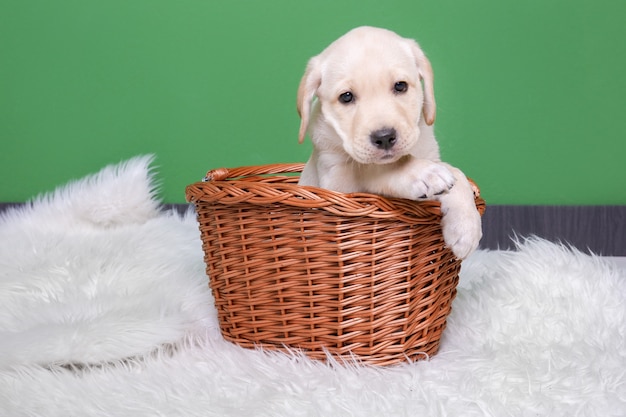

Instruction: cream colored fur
[297,26,482,259]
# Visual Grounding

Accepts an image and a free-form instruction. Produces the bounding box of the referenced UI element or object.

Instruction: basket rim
[185,163,485,220]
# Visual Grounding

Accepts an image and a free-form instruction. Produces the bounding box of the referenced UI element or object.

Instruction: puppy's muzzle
[370,128,397,150]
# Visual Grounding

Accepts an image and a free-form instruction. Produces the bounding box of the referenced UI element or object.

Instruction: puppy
[296,26,482,259]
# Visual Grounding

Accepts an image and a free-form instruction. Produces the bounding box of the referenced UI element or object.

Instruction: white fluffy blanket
[1,156,624,417]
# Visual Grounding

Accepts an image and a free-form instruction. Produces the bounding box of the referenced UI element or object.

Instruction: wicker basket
[185,163,485,366]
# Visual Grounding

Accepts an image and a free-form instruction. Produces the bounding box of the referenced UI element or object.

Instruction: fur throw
[0,156,624,416]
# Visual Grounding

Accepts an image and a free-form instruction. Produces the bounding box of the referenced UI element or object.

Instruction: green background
[2,0,625,205]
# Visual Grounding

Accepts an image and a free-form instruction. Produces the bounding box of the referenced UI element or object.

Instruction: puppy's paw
[408,163,456,201]
[441,206,482,259]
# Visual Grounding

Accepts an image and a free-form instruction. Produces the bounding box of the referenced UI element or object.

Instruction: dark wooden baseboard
[2,203,624,256]
[479,205,624,256]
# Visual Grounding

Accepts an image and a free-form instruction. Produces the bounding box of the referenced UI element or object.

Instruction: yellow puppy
[297,26,482,259]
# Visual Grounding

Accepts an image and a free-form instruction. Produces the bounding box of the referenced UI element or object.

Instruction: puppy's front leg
[438,164,482,259]
[363,157,456,201]
[365,158,481,259]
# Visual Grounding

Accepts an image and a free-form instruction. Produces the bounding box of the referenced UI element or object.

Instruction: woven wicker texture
[186,163,486,366]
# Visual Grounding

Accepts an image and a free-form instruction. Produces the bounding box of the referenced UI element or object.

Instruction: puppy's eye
[394,81,408,93]
[338,91,354,104]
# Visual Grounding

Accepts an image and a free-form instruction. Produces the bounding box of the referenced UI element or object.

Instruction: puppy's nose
[370,128,397,150]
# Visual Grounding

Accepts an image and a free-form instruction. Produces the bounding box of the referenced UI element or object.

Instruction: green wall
[2,0,625,205]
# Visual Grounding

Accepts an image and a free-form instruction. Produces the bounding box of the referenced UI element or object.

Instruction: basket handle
[203,163,305,182]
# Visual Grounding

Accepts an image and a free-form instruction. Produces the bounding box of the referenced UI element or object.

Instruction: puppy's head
[297,26,436,164]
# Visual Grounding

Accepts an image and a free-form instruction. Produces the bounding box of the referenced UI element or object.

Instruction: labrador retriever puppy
[296,26,482,259]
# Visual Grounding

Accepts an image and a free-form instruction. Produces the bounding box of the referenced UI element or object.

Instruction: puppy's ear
[410,41,436,126]
[296,57,321,144]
